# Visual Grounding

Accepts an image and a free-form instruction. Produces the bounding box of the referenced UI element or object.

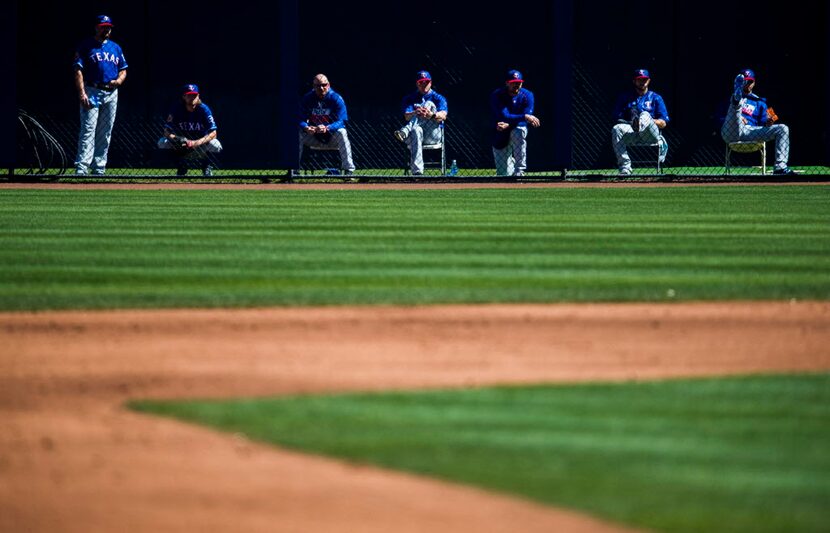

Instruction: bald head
[313,74,330,98]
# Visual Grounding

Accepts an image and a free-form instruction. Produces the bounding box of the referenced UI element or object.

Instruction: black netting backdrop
[9,0,829,179]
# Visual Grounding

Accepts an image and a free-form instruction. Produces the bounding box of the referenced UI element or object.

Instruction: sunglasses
[314,83,330,88]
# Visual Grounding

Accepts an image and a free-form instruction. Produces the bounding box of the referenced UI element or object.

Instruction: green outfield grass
[0,186,828,310]
[130,372,830,533]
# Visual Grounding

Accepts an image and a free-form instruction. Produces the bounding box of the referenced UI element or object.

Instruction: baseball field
[1,182,829,532]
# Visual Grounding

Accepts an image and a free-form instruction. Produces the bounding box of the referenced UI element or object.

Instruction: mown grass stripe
[2,186,828,310]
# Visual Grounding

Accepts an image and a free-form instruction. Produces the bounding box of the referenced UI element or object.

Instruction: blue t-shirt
[401,89,448,115]
[298,89,348,131]
[73,38,128,85]
[490,87,535,148]
[736,93,770,127]
[164,102,218,139]
[613,90,669,123]
[491,87,535,128]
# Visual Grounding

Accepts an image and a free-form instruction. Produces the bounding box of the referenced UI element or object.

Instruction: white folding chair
[403,125,446,175]
[725,141,767,175]
[626,134,665,174]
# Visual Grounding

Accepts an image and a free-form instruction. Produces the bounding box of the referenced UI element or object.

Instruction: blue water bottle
[448,159,458,176]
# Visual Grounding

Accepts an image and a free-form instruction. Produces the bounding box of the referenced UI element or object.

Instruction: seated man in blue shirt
[721,69,796,175]
[611,69,669,176]
[158,84,223,176]
[299,74,355,175]
[393,71,448,176]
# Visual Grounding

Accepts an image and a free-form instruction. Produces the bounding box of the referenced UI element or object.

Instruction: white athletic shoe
[658,137,668,163]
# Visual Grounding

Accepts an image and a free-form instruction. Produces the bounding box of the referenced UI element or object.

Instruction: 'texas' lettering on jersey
[166,115,216,132]
[741,102,757,117]
[310,104,333,125]
[84,51,122,67]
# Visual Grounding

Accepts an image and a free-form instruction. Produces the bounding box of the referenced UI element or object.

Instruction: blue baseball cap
[416,71,432,82]
[633,69,650,79]
[740,68,756,81]
[182,84,200,95]
[506,70,524,83]
[96,15,114,27]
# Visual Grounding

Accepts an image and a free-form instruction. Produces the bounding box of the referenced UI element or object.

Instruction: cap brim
[507,79,524,83]
[744,77,755,81]
[97,23,113,27]
[184,91,199,95]
[417,78,432,83]
[634,75,649,79]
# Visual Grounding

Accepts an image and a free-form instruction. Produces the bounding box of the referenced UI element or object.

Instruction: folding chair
[626,134,666,174]
[299,144,342,175]
[725,141,767,175]
[403,125,446,175]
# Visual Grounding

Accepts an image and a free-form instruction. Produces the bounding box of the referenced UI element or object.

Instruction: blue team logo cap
[634,68,650,79]
[96,15,114,27]
[416,71,432,82]
[182,84,200,95]
[740,68,756,81]
[506,70,524,83]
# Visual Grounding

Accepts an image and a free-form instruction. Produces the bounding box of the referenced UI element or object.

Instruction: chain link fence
[13,104,519,180]
[568,60,824,179]
[10,68,829,181]
[13,93,830,181]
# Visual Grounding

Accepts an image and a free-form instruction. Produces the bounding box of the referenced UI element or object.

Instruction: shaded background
[6,0,829,172]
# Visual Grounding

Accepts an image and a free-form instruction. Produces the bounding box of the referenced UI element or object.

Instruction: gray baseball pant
[75,86,119,175]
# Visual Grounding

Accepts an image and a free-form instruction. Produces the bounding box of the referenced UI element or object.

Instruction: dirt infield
[2,302,828,532]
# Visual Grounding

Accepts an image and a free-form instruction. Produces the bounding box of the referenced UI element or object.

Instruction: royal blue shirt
[164,102,218,139]
[401,89,448,115]
[736,93,770,127]
[299,89,348,131]
[491,87,535,128]
[613,90,669,123]
[73,38,128,85]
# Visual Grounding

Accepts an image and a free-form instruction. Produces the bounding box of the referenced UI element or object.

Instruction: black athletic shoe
[772,167,797,176]
[343,170,358,182]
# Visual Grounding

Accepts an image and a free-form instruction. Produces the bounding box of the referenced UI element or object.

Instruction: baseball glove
[169,134,191,153]
[766,107,779,124]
